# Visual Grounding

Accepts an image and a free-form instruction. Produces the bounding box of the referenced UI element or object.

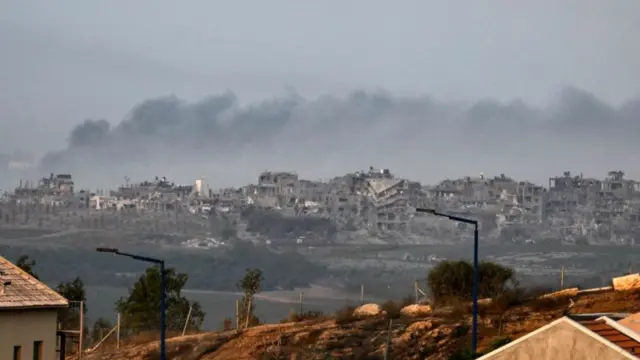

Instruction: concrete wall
[483,320,631,360]
[0,309,59,360]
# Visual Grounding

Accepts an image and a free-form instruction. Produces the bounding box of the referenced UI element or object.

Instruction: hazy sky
[1,1,638,150]
[1,1,639,188]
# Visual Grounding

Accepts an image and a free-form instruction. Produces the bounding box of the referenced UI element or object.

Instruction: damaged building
[359,168,411,232]
[5,167,640,247]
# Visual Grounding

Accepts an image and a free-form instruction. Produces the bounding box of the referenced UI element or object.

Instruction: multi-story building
[257,171,299,197]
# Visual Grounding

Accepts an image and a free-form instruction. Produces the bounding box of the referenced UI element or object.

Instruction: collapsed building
[4,167,640,246]
[8,173,85,207]
[206,167,640,245]
[357,167,411,232]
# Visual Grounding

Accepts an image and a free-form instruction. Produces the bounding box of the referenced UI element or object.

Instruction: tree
[56,277,89,350]
[56,276,87,302]
[115,266,205,334]
[237,268,264,328]
[16,255,38,279]
[477,261,517,297]
[427,260,516,304]
[56,277,88,329]
[428,260,474,302]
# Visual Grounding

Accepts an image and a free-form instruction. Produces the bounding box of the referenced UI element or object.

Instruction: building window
[13,346,21,360]
[32,341,42,360]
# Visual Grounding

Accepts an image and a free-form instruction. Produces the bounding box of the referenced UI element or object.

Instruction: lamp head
[415,208,436,214]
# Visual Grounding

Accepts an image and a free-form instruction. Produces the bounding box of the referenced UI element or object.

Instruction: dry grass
[84,329,202,355]
[283,310,326,323]
[526,295,572,312]
[78,288,640,360]
[333,304,358,325]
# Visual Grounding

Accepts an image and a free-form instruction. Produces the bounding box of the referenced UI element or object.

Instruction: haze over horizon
[1,1,639,189]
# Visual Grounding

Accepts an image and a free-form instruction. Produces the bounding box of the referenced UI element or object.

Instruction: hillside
[78,288,640,360]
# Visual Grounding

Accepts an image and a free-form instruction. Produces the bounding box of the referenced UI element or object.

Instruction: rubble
[3,167,640,247]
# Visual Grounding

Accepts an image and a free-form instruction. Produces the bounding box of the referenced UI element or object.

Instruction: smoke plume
[39,87,640,189]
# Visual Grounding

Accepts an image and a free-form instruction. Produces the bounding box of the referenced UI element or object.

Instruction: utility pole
[383,319,393,360]
[78,301,84,360]
[560,265,565,290]
[116,313,120,349]
[415,208,479,355]
[299,292,304,314]
[235,299,240,330]
[244,297,253,329]
[182,304,193,336]
[96,248,167,360]
[360,284,364,305]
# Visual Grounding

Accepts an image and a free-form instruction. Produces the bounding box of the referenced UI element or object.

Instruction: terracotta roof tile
[619,312,640,335]
[579,319,640,358]
[0,255,68,309]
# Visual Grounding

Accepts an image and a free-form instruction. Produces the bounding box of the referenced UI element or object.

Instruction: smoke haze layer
[38,87,640,189]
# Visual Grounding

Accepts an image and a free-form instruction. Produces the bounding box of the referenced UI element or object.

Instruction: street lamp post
[96,247,166,360]
[415,208,479,355]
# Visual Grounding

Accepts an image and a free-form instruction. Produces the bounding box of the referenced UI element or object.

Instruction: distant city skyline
[3,166,639,193]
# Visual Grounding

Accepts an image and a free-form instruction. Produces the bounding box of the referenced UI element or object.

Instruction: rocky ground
[76,288,640,360]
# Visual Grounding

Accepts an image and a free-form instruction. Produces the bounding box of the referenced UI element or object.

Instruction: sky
[1,1,639,188]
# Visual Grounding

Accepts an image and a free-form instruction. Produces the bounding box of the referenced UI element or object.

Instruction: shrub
[400,294,415,307]
[487,337,512,351]
[453,324,470,338]
[221,317,234,331]
[420,345,437,357]
[428,260,516,304]
[527,295,572,312]
[448,347,481,360]
[441,297,472,320]
[486,288,528,315]
[287,310,325,322]
[523,286,554,299]
[428,261,474,303]
[381,300,402,319]
[334,304,358,325]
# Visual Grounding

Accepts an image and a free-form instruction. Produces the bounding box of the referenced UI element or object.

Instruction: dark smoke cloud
[39,87,640,189]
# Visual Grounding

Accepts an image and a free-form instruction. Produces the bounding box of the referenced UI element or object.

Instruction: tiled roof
[619,313,640,335]
[580,319,640,358]
[477,317,640,360]
[0,255,68,310]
